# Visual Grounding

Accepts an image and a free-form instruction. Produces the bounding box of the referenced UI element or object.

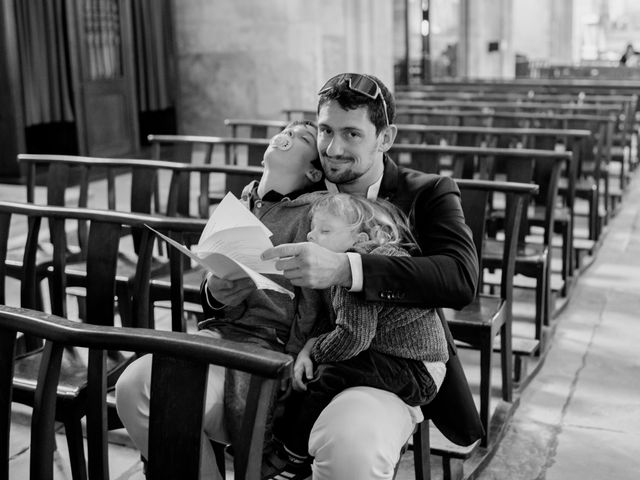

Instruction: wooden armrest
[0,306,291,377]
[1,305,292,480]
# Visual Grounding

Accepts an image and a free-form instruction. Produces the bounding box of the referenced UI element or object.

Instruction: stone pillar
[550,0,573,63]
[513,0,574,65]
[171,0,394,136]
[461,0,515,78]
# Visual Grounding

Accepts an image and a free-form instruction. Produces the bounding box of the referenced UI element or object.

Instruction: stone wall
[171,0,394,135]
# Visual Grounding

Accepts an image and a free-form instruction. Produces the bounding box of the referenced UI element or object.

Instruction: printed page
[200,191,272,239]
[195,225,279,274]
[147,226,293,299]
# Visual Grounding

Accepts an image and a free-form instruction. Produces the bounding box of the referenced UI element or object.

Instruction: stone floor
[4,166,640,479]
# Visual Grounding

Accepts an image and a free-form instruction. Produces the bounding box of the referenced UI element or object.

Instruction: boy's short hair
[286,119,317,130]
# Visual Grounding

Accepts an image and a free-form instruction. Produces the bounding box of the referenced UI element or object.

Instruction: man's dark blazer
[362,156,484,446]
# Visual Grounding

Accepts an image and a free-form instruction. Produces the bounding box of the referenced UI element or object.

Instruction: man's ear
[378,124,398,153]
[305,167,323,184]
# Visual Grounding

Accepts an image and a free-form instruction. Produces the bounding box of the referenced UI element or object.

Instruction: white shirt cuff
[346,252,363,292]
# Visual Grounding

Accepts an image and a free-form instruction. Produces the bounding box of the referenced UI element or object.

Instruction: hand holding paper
[147,192,294,298]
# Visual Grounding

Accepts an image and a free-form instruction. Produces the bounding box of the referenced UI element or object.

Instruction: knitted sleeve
[310,285,383,363]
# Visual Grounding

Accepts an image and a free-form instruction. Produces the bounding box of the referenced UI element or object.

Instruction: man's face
[317,100,384,188]
[263,123,318,175]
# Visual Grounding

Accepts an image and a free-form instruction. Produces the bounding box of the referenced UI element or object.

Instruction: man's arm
[361,176,477,309]
[263,176,477,310]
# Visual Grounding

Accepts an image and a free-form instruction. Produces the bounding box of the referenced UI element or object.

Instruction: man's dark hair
[317,74,395,135]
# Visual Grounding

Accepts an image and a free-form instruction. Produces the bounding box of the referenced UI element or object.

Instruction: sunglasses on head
[318,73,390,127]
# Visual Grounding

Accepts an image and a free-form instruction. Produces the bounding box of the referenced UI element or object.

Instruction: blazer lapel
[379,155,400,203]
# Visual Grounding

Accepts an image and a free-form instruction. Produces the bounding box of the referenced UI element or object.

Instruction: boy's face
[263,123,318,176]
[307,210,359,253]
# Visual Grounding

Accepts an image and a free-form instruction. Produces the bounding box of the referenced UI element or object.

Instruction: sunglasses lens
[347,75,379,99]
[319,73,377,98]
[318,74,347,94]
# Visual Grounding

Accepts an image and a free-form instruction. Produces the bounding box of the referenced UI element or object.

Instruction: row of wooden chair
[3,146,543,478]
[7,85,636,476]
[225,117,610,245]
[0,301,291,480]
[1,174,534,480]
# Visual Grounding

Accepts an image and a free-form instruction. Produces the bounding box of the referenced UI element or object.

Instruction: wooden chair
[395,123,593,294]
[0,304,292,480]
[396,115,606,277]
[395,108,619,237]
[16,154,263,329]
[224,118,287,138]
[444,180,538,448]
[3,158,88,337]
[477,149,569,345]
[0,200,207,480]
[147,134,269,207]
[281,108,316,121]
[557,115,615,246]
[389,143,570,340]
[400,179,537,480]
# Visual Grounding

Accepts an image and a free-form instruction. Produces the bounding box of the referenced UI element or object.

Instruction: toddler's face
[307,210,359,253]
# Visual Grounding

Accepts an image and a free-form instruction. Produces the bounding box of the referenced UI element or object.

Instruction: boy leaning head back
[259,120,323,197]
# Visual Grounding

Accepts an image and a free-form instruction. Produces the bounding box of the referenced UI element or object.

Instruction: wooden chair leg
[64,418,88,480]
[212,441,227,480]
[560,219,573,297]
[543,259,552,328]
[499,322,513,403]
[116,284,133,327]
[535,263,547,339]
[442,457,464,480]
[592,190,600,241]
[412,421,431,480]
[479,334,492,447]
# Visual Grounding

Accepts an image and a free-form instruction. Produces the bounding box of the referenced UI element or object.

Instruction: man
[260,73,482,479]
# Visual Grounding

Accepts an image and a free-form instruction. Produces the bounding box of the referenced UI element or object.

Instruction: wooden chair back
[408,179,539,470]
[0,199,207,328]
[281,108,316,121]
[0,304,292,480]
[0,201,211,478]
[147,134,268,205]
[455,180,539,302]
[224,118,287,138]
[18,153,263,225]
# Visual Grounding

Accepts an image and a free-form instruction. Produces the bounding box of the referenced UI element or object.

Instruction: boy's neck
[257,169,309,199]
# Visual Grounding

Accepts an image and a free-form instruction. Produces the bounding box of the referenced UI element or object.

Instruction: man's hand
[206,274,256,306]
[261,242,352,289]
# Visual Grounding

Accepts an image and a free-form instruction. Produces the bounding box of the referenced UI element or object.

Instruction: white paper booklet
[147,192,293,298]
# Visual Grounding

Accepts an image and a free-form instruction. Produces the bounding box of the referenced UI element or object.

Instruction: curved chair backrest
[0,305,292,480]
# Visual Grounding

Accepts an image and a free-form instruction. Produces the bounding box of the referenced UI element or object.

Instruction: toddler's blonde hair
[309,193,419,251]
